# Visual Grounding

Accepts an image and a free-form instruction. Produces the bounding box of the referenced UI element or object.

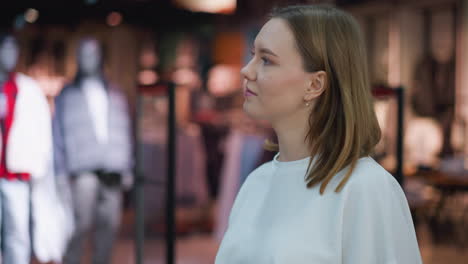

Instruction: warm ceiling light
[107,12,122,27]
[25,8,39,23]
[174,0,236,14]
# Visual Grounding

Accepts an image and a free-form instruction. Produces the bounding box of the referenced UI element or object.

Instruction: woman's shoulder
[339,157,422,264]
[244,161,275,186]
[340,157,406,202]
[348,157,397,186]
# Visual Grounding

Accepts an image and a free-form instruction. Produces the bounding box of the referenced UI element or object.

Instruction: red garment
[0,73,30,181]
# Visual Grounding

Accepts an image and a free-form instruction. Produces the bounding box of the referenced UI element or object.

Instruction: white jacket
[0,73,71,262]
[3,73,52,178]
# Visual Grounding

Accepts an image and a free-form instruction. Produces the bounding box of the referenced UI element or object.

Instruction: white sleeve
[341,171,423,264]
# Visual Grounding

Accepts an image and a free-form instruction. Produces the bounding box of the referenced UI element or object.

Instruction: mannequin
[54,37,133,264]
[412,11,456,157]
[0,33,52,264]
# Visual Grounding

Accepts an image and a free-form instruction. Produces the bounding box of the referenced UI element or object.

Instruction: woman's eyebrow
[259,48,278,57]
[252,40,279,57]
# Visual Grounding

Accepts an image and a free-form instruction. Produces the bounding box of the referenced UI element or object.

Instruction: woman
[215,5,422,264]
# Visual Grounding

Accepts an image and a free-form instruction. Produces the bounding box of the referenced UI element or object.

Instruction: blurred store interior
[1,0,468,263]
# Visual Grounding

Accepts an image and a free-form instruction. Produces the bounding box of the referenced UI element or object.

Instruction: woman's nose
[241,59,256,81]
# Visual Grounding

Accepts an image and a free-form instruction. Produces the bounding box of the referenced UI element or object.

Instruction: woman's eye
[261,57,271,65]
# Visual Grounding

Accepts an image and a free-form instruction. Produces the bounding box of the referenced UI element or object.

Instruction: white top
[215,153,422,264]
[82,78,108,144]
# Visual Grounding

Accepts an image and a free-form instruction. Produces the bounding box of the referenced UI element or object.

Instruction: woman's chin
[243,102,263,120]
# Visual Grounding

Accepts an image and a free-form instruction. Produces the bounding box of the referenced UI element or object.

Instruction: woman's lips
[244,87,258,96]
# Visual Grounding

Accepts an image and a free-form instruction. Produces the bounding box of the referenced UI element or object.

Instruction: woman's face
[241,18,313,123]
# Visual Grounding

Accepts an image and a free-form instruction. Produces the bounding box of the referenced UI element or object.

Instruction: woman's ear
[304,71,327,101]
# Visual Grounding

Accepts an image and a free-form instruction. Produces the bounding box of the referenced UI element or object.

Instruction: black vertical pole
[135,94,145,264]
[166,82,176,264]
[395,87,404,186]
[423,8,431,58]
[365,15,375,83]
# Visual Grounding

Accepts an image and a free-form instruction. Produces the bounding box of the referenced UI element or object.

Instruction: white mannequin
[60,37,131,264]
[77,39,109,144]
[0,33,52,264]
[0,34,30,264]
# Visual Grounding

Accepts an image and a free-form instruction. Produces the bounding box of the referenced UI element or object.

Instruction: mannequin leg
[92,183,122,264]
[1,179,31,264]
[64,173,99,264]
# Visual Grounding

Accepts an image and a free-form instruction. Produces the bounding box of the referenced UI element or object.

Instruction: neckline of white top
[272,152,312,168]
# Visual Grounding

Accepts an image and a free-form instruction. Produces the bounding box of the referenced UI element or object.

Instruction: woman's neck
[272,112,311,162]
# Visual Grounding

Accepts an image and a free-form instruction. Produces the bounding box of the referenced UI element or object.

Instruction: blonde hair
[268,5,381,194]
